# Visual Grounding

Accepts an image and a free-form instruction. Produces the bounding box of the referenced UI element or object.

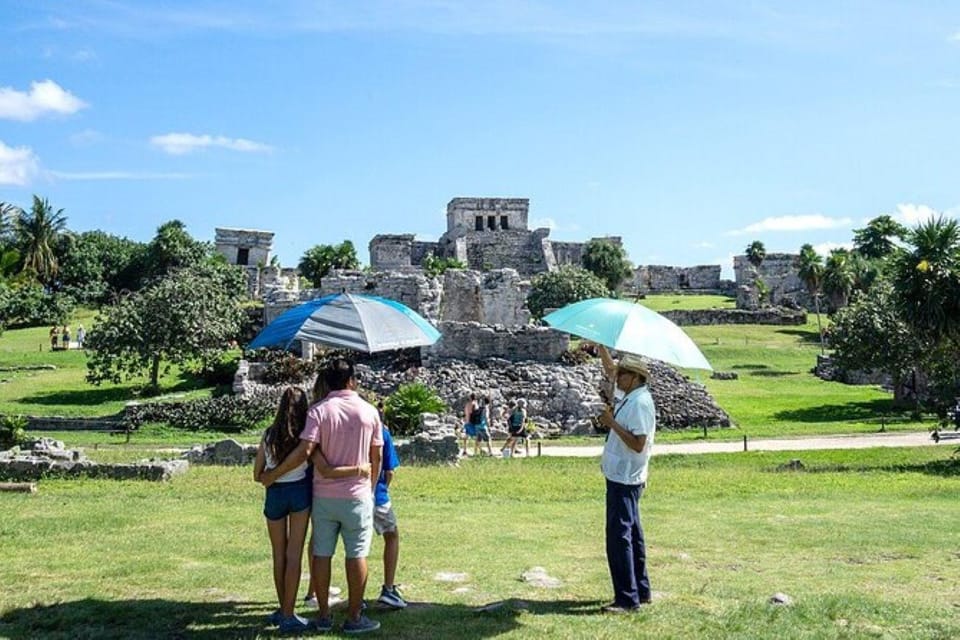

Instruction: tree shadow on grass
[0,597,610,639]
[774,456,960,478]
[773,399,908,424]
[775,328,823,344]
[18,379,203,408]
[749,371,796,378]
[731,364,770,370]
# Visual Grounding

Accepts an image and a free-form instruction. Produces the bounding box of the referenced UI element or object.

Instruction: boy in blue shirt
[374,425,407,609]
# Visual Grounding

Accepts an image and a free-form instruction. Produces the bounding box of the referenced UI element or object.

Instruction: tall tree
[0,201,22,242]
[745,240,766,269]
[892,216,960,341]
[853,215,908,260]
[581,239,633,292]
[15,195,67,284]
[298,240,360,287]
[797,244,826,353]
[85,266,245,390]
[822,248,856,310]
[140,220,209,285]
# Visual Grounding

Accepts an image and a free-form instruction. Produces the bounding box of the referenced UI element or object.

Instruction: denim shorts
[263,478,312,521]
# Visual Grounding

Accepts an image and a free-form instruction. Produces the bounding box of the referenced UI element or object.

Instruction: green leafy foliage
[123,392,278,431]
[383,382,446,436]
[422,253,465,277]
[15,195,68,285]
[853,215,908,260]
[247,349,319,384]
[526,265,609,319]
[0,415,27,449]
[85,266,246,390]
[0,280,74,328]
[745,240,766,268]
[298,241,360,287]
[581,238,633,291]
[55,230,146,304]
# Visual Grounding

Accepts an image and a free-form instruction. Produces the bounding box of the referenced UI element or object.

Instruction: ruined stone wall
[734,253,808,309]
[440,269,531,326]
[659,307,806,326]
[634,265,722,292]
[369,234,416,270]
[215,228,273,266]
[411,241,439,266]
[446,197,529,234]
[426,322,568,362]
[461,230,551,275]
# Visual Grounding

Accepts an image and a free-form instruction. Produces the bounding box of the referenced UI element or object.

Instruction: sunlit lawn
[1,448,957,639]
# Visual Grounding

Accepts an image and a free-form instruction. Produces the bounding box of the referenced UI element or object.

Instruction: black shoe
[601,602,640,614]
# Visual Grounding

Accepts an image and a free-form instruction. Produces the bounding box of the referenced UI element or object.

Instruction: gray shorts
[373,502,398,535]
[312,496,374,559]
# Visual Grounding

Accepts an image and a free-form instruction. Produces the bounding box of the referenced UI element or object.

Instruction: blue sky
[2,1,959,278]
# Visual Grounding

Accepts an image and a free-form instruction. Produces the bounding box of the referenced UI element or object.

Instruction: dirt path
[537,431,950,458]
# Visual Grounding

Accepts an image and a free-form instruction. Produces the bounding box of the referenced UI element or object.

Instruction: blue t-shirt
[375,426,400,507]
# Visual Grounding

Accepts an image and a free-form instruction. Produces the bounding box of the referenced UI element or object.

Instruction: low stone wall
[23,416,125,432]
[660,307,806,326]
[182,439,258,465]
[0,438,188,482]
[426,322,568,362]
[814,355,891,387]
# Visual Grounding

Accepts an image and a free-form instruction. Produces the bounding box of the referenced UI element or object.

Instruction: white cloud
[0,140,42,185]
[694,241,715,249]
[150,132,273,155]
[811,241,854,256]
[891,203,941,225]
[726,214,853,235]
[0,79,88,121]
[49,170,193,181]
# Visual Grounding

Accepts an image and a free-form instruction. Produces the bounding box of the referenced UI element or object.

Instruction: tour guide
[596,347,656,613]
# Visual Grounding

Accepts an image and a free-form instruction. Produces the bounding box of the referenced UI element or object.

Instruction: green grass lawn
[638,293,737,312]
[0,310,217,417]
[1,448,957,639]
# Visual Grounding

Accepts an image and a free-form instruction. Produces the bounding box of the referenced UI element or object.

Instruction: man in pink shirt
[263,358,383,634]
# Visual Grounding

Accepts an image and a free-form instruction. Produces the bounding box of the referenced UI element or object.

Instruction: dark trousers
[605,478,650,606]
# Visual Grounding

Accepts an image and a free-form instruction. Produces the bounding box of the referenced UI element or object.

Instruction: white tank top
[264,444,308,483]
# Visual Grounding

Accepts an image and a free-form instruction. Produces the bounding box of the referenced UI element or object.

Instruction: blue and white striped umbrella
[249,293,441,353]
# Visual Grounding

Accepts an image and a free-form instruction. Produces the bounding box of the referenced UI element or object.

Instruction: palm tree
[853,215,908,260]
[0,201,22,240]
[16,195,68,284]
[893,216,960,340]
[822,248,856,311]
[745,240,766,269]
[798,244,825,353]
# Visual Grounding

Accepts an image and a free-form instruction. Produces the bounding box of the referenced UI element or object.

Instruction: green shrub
[123,391,281,431]
[422,253,466,277]
[247,348,319,384]
[526,265,609,319]
[0,415,28,449]
[384,382,446,436]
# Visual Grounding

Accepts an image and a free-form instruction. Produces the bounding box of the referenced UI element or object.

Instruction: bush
[194,353,241,386]
[0,415,28,449]
[383,382,446,436]
[0,281,74,328]
[247,348,319,385]
[123,391,281,431]
[526,265,609,319]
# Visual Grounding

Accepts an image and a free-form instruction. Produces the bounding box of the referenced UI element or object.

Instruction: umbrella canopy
[249,293,441,353]
[542,297,713,370]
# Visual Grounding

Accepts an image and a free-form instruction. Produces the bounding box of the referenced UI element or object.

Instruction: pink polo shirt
[301,389,383,499]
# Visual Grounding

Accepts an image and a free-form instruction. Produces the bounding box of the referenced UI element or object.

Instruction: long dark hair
[264,387,309,463]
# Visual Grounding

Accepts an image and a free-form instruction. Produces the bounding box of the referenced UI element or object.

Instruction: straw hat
[617,354,650,380]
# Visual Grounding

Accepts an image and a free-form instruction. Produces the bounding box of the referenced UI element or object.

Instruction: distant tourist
[61,325,70,348]
[503,399,528,457]
[595,345,656,613]
[49,327,58,351]
[462,393,480,456]
[76,325,85,348]
[474,396,494,456]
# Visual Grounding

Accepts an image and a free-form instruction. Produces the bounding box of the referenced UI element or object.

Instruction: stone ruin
[734,253,809,310]
[369,197,623,277]
[182,438,258,465]
[634,265,730,293]
[215,227,299,299]
[0,438,188,482]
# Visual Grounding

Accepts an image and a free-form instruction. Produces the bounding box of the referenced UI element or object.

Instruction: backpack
[469,406,483,425]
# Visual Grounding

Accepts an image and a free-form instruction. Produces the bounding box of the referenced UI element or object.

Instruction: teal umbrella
[543,297,713,370]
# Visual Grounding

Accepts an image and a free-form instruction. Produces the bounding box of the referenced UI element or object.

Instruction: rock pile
[0,438,187,482]
[182,439,258,465]
[355,358,731,434]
